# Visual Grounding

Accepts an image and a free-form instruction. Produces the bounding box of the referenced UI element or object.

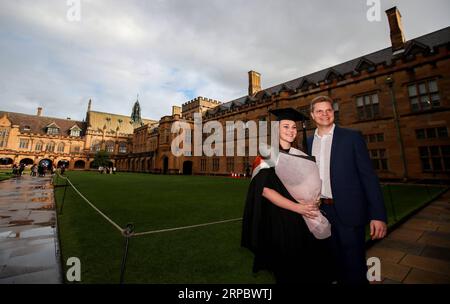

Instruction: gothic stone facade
[1,8,449,181]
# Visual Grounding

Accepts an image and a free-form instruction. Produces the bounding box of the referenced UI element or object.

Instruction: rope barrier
[55,173,123,234]
[54,172,243,283]
[54,173,242,237]
[132,217,242,237]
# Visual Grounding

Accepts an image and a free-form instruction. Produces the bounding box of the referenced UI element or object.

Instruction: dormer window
[46,122,60,135]
[70,129,80,137]
[23,126,31,132]
[69,125,82,137]
[47,127,59,135]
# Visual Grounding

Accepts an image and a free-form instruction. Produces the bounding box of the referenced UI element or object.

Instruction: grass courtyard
[0,170,13,181]
[53,171,446,284]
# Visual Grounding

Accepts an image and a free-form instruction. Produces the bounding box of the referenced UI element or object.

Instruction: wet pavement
[367,188,450,284]
[0,175,62,284]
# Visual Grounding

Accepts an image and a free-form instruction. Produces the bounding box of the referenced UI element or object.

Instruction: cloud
[0,0,449,121]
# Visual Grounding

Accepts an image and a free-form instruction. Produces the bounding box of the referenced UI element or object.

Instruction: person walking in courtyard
[18,163,25,176]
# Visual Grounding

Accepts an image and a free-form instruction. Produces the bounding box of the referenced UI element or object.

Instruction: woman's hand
[295,201,319,218]
[262,187,319,217]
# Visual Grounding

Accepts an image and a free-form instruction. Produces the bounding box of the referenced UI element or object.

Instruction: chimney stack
[37,107,42,116]
[248,70,261,96]
[172,106,181,116]
[386,7,406,52]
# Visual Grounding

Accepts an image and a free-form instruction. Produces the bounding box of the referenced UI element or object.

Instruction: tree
[92,150,111,168]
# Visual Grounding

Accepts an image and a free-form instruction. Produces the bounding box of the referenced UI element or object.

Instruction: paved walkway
[0,174,448,284]
[367,189,450,284]
[0,175,62,284]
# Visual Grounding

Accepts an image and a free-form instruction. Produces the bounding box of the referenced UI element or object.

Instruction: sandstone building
[1,7,449,181]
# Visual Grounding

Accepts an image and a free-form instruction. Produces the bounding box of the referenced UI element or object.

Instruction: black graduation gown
[241,166,332,284]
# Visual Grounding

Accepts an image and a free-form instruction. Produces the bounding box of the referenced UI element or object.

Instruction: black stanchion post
[59,179,69,215]
[120,223,134,284]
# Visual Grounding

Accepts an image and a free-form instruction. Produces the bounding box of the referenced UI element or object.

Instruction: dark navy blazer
[308,125,387,227]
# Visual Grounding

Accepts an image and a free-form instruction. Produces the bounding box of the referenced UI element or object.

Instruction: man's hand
[370,220,387,240]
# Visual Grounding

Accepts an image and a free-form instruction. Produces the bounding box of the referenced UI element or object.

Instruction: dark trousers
[321,204,368,285]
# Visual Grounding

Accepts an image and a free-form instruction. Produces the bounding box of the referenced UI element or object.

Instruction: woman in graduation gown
[241,108,333,284]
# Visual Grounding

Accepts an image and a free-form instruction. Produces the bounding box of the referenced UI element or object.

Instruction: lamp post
[385,76,408,181]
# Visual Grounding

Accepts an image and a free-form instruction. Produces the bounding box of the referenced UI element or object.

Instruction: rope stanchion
[53,173,243,283]
[120,223,134,284]
[59,179,69,215]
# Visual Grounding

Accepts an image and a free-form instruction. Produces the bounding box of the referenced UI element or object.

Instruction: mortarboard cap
[269,108,307,122]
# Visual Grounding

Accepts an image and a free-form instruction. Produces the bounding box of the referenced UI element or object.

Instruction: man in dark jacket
[307,95,387,284]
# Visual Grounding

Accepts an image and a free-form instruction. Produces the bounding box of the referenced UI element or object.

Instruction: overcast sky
[0,0,449,121]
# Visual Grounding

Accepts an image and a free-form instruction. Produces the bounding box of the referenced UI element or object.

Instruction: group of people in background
[12,163,56,177]
[98,166,116,174]
[11,163,118,177]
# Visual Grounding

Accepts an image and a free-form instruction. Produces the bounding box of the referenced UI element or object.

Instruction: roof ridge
[220,25,450,107]
[0,110,84,123]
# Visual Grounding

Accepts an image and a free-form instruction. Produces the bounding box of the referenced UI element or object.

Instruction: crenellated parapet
[181,96,222,119]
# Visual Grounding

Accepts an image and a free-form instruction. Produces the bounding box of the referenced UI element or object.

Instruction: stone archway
[183,161,193,175]
[39,159,53,168]
[163,156,169,174]
[147,158,152,171]
[20,158,34,166]
[57,160,70,168]
[0,157,13,166]
[89,161,97,169]
[74,160,86,169]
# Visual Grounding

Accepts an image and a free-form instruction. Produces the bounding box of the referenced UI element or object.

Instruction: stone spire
[131,95,143,127]
[85,99,92,124]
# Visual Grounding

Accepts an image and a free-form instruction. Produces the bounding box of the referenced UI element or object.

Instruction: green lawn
[53,171,446,284]
[0,170,13,181]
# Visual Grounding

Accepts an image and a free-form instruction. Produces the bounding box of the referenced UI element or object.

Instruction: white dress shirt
[312,124,335,199]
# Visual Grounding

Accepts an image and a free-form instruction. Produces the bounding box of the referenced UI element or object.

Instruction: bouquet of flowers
[275,149,331,239]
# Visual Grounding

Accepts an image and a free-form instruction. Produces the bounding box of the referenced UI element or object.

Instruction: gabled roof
[404,40,430,56]
[45,122,60,129]
[0,111,87,136]
[69,124,82,131]
[88,111,156,135]
[355,57,376,72]
[215,26,450,114]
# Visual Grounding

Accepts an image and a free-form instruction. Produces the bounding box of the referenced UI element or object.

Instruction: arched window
[57,143,65,153]
[35,141,43,151]
[90,140,101,152]
[0,128,9,147]
[106,141,115,153]
[71,145,81,153]
[119,142,127,153]
[46,141,55,152]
